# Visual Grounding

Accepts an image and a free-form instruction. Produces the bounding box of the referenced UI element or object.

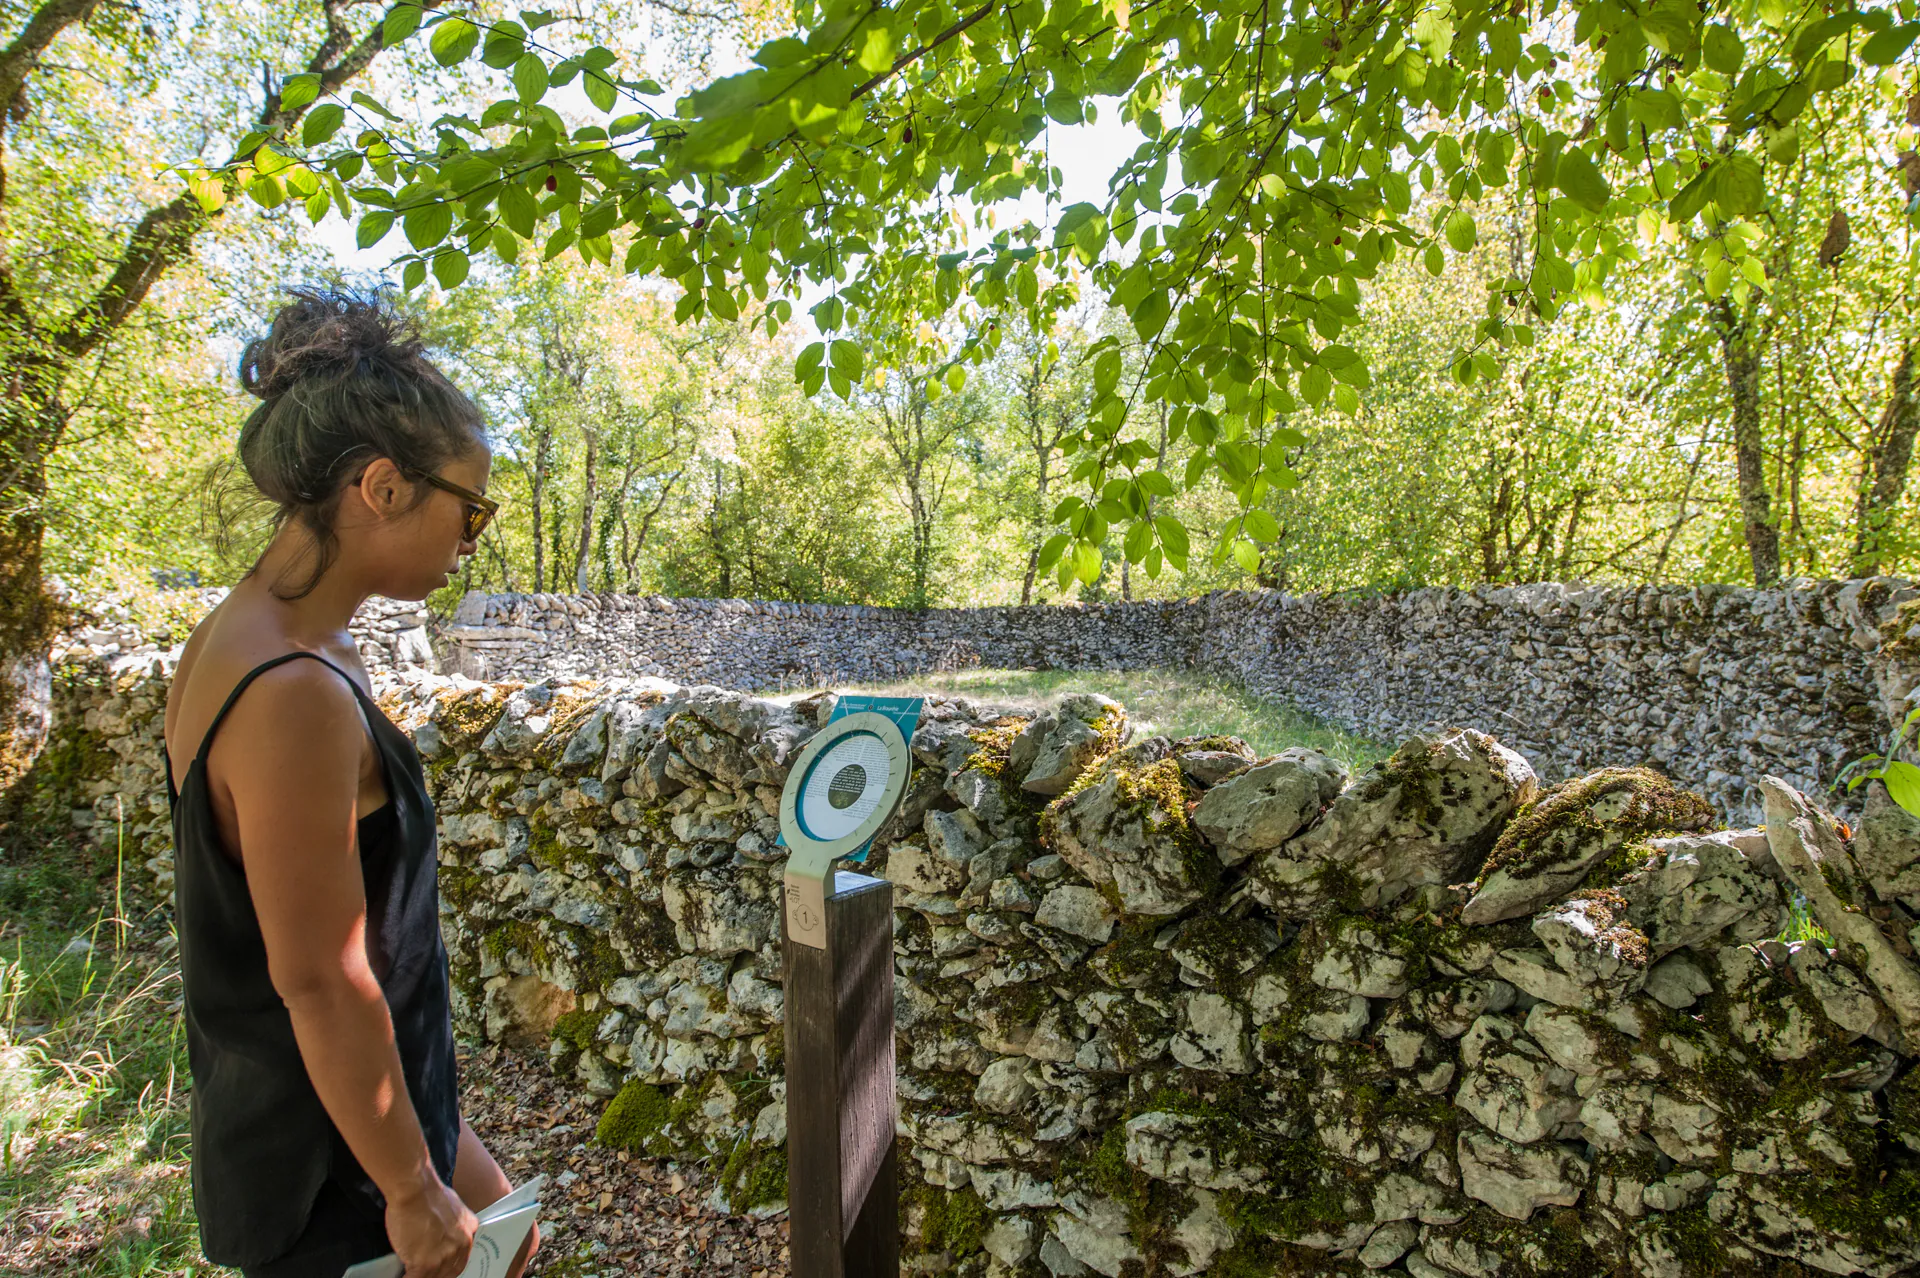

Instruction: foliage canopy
[234,0,1920,587]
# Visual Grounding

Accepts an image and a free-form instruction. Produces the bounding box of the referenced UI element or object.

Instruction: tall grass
[0,803,213,1276]
[842,666,1391,774]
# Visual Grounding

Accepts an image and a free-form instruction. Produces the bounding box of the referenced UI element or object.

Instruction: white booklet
[342,1176,545,1278]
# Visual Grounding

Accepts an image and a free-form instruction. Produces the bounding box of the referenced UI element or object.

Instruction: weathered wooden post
[777,699,921,1278]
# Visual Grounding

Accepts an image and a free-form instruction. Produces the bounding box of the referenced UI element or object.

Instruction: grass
[842,666,1390,774]
[0,805,214,1277]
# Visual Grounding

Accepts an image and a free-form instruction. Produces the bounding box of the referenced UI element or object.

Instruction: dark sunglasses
[404,467,499,542]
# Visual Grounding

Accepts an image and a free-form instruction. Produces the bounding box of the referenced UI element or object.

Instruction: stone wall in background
[434,580,1920,819]
[49,656,1920,1278]
[54,588,437,677]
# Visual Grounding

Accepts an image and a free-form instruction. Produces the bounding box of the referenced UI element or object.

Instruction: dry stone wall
[48,650,1920,1278]
[434,579,1920,820]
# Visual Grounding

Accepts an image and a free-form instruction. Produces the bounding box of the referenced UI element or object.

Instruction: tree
[263,0,1920,601]
[0,0,397,778]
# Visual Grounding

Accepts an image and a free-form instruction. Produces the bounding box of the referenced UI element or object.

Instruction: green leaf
[795,341,826,378]
[384,3,425,44]
[1862,23,1919,65]
[356,210,395,248]
[432,249,470,288]
[302,103,346,146]
[1072,540,1102,584]
[402,203,453,250]
[1712,153,1765,216]
[1154,515,1189,560]
[1445,210,1476,252]
[1554,146,1610,213]
[1245,509,1280,543]
[280,74,321,111]
[583,69,619,111]
[1231,540,1261,573]
[512,53,550,104]
[1424,243,1445,276]
[1037,533,1070,571]
[830,339,864,380]
[430,17,480,66]
[1882,760,1920,819]
[1702,23,1744,74]
[1123,520,1152,563]
[401,258,426,290]
[498,183,537,238]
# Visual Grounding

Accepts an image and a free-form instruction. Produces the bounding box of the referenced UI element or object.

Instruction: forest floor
[0,813,787,1278]
[847,666,1391,774]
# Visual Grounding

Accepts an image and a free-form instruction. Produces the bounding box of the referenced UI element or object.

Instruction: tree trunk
[573,428,599,592]
[1852,345,1918,578]
[1714,299,1779,587]
[527,416,553,592]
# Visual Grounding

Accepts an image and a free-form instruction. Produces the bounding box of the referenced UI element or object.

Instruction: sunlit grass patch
[841,666,1390,775]
[1,817,214,1277]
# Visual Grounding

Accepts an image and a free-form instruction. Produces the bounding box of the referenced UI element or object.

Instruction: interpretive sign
[778,695,919,1278]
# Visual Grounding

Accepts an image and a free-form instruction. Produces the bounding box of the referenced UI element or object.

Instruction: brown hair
[215,287,483,598]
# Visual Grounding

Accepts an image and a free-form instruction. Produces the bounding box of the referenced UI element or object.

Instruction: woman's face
[348,439,494,601]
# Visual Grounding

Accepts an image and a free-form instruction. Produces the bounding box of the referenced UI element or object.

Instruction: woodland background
[7,0,1917,622]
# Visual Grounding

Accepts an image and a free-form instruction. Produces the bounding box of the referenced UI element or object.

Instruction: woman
[163,289,535,1278]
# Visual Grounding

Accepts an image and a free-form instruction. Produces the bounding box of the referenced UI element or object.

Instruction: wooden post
[783,869,899,1278]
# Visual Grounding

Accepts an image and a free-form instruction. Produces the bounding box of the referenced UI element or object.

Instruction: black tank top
[164,651,460,1267]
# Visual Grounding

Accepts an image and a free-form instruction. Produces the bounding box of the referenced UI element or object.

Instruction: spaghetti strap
[171,652,371,793]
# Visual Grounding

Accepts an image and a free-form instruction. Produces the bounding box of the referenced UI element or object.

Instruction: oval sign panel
[779,710,913,949]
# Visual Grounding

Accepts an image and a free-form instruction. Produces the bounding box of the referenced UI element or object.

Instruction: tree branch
[0,0,98,135]
[54,1,392,359]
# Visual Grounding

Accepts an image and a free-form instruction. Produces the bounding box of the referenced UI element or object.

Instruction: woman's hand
[386,1177,477,1278]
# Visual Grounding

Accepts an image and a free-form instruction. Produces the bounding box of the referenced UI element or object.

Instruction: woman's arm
[451,1119,539,1278]
[218,662,475,1278]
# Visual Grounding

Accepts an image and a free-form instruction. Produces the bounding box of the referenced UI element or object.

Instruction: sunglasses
[405,467,499,542]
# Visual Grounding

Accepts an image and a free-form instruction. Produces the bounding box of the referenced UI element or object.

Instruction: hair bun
[239,287,426,401]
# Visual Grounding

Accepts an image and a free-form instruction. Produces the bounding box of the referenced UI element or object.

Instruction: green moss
[905,1183,990,1257]
[718,1141,788,1210]
[1476,767,1715,885]
[1352,736,1445,828]
[595,1080,672,1152]
[438,686,510,747]
[527,819,568,871]
[552,1008,599,1051]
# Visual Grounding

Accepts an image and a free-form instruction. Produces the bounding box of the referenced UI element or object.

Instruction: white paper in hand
[340,1178,544,1278]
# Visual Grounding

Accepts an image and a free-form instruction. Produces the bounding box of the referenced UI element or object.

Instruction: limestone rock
[1454,1015,1581,1145]
[1309,919,1414,998]
[1360,1219,1418,1270]
[1174,737,1256,786]
[1463,768,1715,925]
[975,1056,1037,1114]
[1191,749,1347,866]
[1531,891,1650,1004]
[1169,1189,1233,1277]
[1642,953,1714,1010]
[1764,777,1920,1052]
[1171,993,1253,1074]
[1253,731,1536,914]
[1710,1171,1920,1277]
[1124,1111,1267,1192]
[1456,1128,1590,1220]
[984,1217,1040,1266]
[1019,695,1125,796]
[1622,830,1784,957]
[1050,1195,1142,1278]
[1856,778,1920,907]
[1042,740,1215,915]
[1034,885,1118,943]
